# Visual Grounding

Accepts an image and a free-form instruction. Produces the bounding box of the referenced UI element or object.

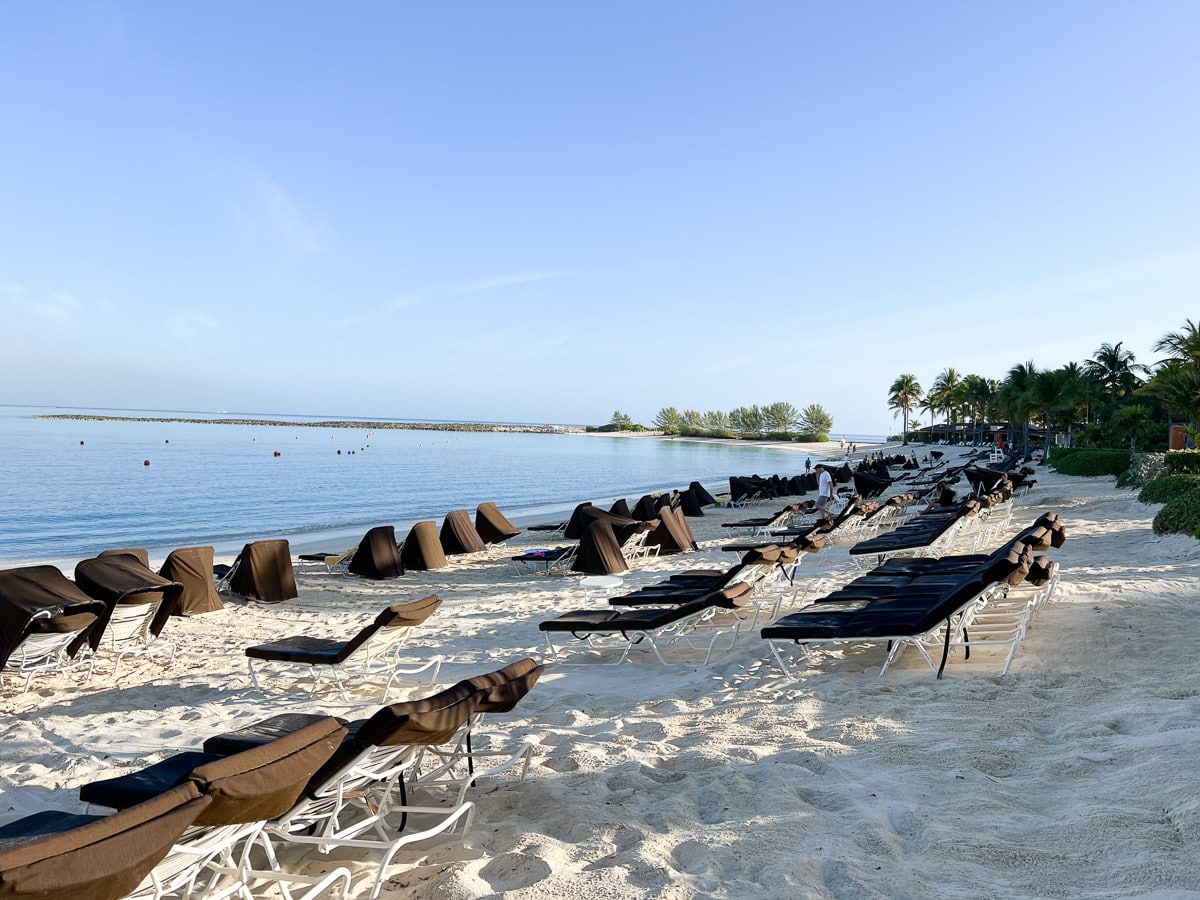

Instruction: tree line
[588,402,836,441]
[886,318,1200,453]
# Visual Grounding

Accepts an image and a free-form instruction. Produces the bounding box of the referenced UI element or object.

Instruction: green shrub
[1047,447,1080,466]
[1117,452,1167,488]
[1053,450,1132,477]
[1164,451,1200,475]
[1152,488,1200,535]
[1138,474,1200,504]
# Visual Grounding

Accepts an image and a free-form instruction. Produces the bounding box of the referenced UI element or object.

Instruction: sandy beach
[3,447,1198,898]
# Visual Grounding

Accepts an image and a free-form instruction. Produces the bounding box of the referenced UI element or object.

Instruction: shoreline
[36,413,579,435]
[13,414,902,571]
[35,414,894,450]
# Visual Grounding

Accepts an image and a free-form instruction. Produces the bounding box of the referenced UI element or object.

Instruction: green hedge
[1047,446,1080,466]
[1138,474,1200,505]
[1164,451,1200,475]
[1153,488,1200,535]
[1053,450,1132,477]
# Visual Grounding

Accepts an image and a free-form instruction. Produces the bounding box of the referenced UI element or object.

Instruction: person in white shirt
[815,464,834,510]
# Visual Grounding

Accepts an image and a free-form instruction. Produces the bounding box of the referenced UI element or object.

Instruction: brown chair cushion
[0,784,209,900]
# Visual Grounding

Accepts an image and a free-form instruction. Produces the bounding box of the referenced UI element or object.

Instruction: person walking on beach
[805,457,812,475]
[815,463,834,510]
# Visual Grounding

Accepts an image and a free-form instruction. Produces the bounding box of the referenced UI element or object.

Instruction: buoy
[273,451,281,457]
[143,459,150,466]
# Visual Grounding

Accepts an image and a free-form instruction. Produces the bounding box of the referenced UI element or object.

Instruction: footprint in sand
[671,838,716,876]
[542,755,580,773]
[478,852,552,892]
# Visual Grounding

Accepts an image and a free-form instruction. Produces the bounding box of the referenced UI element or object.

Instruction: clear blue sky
[2,2,1196,434]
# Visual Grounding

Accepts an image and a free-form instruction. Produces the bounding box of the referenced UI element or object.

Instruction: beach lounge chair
[526,518,568,539]
[1,607,102,694]
[474,502,521,547]
[216,539,299,603]
[440,509,488,556]
[399,521,448,571]
[220,685,481,900]
[688,481,719,507]
[0,565,106,693]
[299,525,405,579]
[74,552,183,676]
[720,503,807,536]
[0,783,212,900]
[763,518,1062,678]
[631,495,660,521]
[245,595,444,700]
[159,546,224,616]
[848,501,980,564]
[77,717,352,900]
[571,519,633,575]
[349,525,404,579]
[405,658,544,801]
[511,543,578,575]
[538,585,753,665]
[619,525,659,562]
[647,504,698,554]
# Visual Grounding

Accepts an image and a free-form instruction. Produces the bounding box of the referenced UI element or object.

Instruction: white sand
[3,451,1199,898]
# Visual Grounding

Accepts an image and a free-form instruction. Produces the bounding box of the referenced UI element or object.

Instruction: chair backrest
[0,783,211,900]
[347,526,403,580]
[159,547,223,616]
[463,658,545,713]
[474,502,521,545]
[352,682,481,749]
[229,540,298,603]
[102,594,163,648]
[571,519,629,575]
[399,521,447,571]
[186,717,347,825]
[648,505,698,553]
[0,566,106,671]
[440,510,488,555]
[98,548,150,567]
[74,554,184,648]
[346,595,442,661]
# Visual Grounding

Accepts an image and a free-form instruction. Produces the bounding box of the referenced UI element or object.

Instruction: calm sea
[0,406,879,567]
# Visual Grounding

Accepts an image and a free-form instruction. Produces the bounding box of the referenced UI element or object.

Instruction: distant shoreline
[35,413,893,448]
[36,413,582,435]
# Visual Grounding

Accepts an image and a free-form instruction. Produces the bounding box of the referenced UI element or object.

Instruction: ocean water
[0,406,867,567]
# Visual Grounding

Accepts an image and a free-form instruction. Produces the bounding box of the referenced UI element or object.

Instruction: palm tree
[960,374,995,444]
[1055,363,1090,442]
[998,361,1038,454]
[1153,318,1200,367]
[1084,341,1149,404]
[1139,359,1200,431]
[1111,404,1156,450]
[928,368,962,440]
[887,374,923,444]
[1029,368,1074,457]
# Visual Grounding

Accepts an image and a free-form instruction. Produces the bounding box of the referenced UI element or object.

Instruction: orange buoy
[273,451,281,457]
[143,459,150,466]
